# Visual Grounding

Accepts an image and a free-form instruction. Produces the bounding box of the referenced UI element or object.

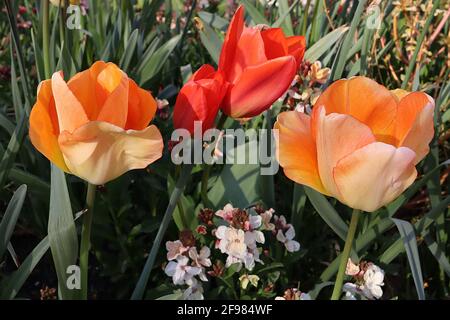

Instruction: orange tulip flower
[275,77,435,212]
[219,5,306,119]
[173,64,228,134]
[29,61,164,185]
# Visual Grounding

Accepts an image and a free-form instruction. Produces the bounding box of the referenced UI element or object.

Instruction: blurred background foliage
[0,0,449,299]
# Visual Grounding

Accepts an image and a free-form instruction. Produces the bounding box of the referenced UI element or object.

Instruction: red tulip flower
[173,64,228,135]
[219,5,306,119]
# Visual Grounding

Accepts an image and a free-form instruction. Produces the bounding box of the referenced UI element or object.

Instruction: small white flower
[166,240,189,261]
[215,204,234,223]
[346,258,360,276]
[189,246,211,282]
[164,256,201,285]
[225,255,243,271]
[276,226,300,252]
[273,215,288,229]
[189,246,212,268]
[183,278,204,300]
[343,263,385,300]
[245,230,265,249]
[363,264,384,299]
[248,214,262,230]
[216,226,247,259]
[260,209,275,231]
[239,274,260,290]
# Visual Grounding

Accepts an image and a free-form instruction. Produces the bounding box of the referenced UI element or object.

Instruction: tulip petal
[173,83,212,133]
[191,64,216,81]
[173,65,226,134]
[394,92,435,163]
[51,71,89,133]
[125,79,157,130]
[274,111,327,194]
[260,28,288,60]
[286,35,306,68]
[67,60,108,120]
[96,64,129,129]
[58,121,163,185]
[314,77,398,143]
[219,5,244,81]
[333,143,417,212]
[222,56,297,118]
[29,80,69,172]
[314,106,376,196]
[226,27,267,83]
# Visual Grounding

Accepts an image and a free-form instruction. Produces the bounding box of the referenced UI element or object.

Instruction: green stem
[176,199,189,230]
[201,164,212,208]
[201,112,228,208]
[42,0,51,79]
[58,1,66,45]
[331,209,361,300]
[79,183,96,300]
[131,164,194,300]
[301,0,311,36]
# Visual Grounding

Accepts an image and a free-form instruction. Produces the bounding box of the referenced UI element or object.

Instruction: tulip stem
[201,164,212,208]
[201,112,228,208]
[331,208,361,300]
[79,183,96,300]
[42,0,51,79]
[131,164,194,300]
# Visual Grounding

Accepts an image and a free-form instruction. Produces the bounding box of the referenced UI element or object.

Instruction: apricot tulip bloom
[173,64,228,134]
[275,77,435,212]
[219,5,305,119]
[29,61,164,185]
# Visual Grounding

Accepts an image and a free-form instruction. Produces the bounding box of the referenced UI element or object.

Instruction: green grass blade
[0,236,49,299]
[137,34,181,85]
[332,0,368,80]
[239,0,269,25]
[48,165,79,300]
[277,0,294,36]
[0,185,27,258]
[119,28,139,72]
[197,17,223,65]
[0,113,27,190]
[304,186,348,241]
[304,26,349,62]
[423,233,450,277]
[197,11,229,30]
[391,218,426,300]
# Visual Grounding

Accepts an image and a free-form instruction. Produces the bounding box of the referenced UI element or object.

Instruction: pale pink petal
[333,142,417,212]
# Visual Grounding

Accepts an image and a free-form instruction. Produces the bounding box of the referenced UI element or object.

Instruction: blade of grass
[304,186,348,241]
[131,164,193,300]
[0,185,27,258]
[239,0,269,25]
[48,165,79,300]
[304,26,349,62]
[392,218,425,300]
[332,0,368,80]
